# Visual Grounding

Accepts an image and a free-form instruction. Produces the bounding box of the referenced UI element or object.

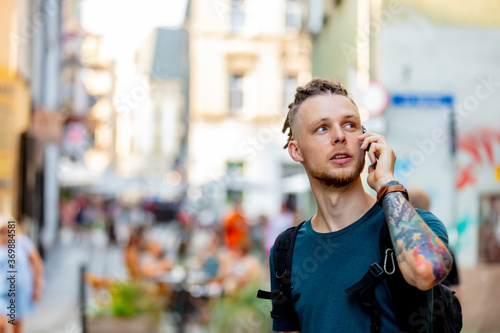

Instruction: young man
[269,78,452,332]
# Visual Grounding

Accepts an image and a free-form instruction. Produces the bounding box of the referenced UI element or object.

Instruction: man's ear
[288,140,303,162]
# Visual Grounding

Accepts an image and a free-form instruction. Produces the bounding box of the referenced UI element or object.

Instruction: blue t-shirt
[270,204,448,332]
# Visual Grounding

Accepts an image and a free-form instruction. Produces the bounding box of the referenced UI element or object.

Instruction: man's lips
[330,152,352,164]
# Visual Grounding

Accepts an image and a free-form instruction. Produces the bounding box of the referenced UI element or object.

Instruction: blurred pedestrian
[124,226,173,280]
[74,193,87,242]
[104,198,118,246]
[198,231,222,281]
[264,199,295,254]
[407,188,431,211]
[208,235,268,332]
[59,193,78,243]
[124,228,144,279]
[213,236,263,295]
[251,214,267,255]
[0,218,44,333]
[221,200,249,251]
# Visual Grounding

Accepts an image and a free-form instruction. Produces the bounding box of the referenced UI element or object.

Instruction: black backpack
[257,221,463,333]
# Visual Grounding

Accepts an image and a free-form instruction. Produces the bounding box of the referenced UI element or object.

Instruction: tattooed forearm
[382,192,452,288]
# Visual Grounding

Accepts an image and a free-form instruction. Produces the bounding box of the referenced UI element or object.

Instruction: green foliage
[108,280,161,317]
[209,283,272,333]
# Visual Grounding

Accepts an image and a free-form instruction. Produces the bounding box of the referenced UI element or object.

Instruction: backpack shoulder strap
[274,221,305,281]
[257,221,305,325]
[380,221,430,333]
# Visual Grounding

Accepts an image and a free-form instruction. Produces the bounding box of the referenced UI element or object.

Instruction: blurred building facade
[59,17,192,206]
[0,0,32,221]
[309,0,500,330]
[186,0,312,220]
[0,0,65,255]
[113,28,190,200]
[59,26,114,187]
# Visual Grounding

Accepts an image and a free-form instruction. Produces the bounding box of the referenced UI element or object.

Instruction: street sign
[391,94,454,108]
[356,80,390,118]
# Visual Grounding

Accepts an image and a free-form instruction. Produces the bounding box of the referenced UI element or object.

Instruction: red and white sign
[356,80,390,118]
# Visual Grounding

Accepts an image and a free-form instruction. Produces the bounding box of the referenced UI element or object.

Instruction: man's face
[288,94,365,188]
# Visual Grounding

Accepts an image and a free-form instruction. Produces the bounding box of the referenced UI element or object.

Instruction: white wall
[380,14,500,266]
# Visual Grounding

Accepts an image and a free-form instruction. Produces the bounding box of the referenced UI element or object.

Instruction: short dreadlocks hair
[282,78,357,149]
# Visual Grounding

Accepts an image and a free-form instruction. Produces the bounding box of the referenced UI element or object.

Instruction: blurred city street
[1,0,500,332]
[24,229,211,333]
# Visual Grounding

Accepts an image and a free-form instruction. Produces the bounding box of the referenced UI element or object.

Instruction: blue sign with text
[391,94,454,108]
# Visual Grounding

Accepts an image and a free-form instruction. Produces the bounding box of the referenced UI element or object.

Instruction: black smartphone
[362,126,376,169]
[362,126,371,152]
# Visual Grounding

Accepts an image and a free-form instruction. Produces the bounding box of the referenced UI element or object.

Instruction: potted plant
[209,282,272,333]
[86,279,163,333]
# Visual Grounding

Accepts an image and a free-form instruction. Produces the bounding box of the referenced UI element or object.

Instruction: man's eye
[316,126,327,132]
[345,123,356,129]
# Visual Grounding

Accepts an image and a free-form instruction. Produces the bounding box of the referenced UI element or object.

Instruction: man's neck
[309,177,376,233]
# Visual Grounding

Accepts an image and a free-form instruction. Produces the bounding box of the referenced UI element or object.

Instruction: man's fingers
[368,148,377,165]
[359,133,387,150]
[367,142,383,165]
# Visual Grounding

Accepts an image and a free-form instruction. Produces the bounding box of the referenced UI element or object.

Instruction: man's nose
[331,126,346,144]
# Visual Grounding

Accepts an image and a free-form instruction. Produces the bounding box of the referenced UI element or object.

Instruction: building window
[286,0,302,31]
[227,161,244,177]
[284,75,298,112]
[226,189,243,203]
[231,0,245,33]
[226,161,244,203]
[229,74,244,116]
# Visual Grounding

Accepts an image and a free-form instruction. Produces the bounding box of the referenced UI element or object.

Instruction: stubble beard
[307,155,366,189]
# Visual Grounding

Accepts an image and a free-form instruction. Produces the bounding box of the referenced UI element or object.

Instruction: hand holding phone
[358,128,397,192]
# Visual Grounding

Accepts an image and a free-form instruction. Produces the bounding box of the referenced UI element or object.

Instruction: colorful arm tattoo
[382,192,452,288]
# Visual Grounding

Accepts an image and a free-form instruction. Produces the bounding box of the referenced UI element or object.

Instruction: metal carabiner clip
[276,269,287,279]
[384,248,396,275]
